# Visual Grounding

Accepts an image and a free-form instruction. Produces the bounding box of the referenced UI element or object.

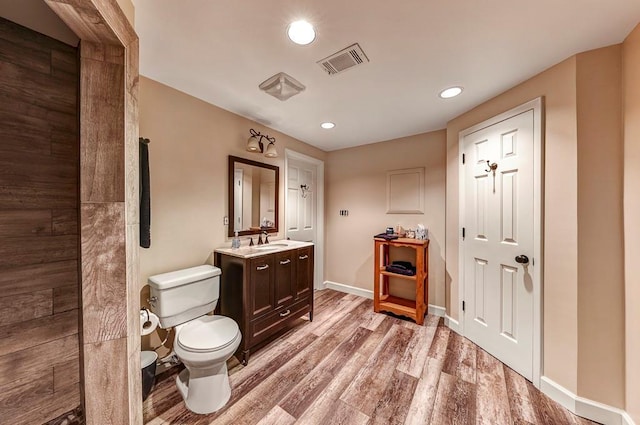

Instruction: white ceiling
[0,0,78,46]
[136,0,640,151]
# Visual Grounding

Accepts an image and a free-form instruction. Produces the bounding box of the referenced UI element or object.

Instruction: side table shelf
[373,237,429,325]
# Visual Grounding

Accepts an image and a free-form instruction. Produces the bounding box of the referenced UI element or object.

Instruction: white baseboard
[324,281,373,299]
[428,304,446,317]
[540,376,634,425]
[445,314,462,335]
[540,377,576,411]
[324,281,446,319]
[622,412,637,425]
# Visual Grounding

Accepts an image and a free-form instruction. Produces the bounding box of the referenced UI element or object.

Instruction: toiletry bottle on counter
[232,231,241,249]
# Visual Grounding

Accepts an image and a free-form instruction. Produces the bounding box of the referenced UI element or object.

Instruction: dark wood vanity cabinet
[215,245,314,365]
[296,246,313,299]
[274,251,296,308]
[249,256,275,318]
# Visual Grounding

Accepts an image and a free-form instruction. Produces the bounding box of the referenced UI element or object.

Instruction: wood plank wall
[42,0,142,422]
[0,17,81,424]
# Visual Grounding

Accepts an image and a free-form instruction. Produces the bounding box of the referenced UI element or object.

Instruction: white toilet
[148,265,241,414]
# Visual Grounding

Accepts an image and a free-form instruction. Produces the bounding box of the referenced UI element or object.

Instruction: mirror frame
[228,155,279,237]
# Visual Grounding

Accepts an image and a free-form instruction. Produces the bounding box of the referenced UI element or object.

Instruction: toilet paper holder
[140,307,173,350]
[140,307,160,336]
[140,307,150,323]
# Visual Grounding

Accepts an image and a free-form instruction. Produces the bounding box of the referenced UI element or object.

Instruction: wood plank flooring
[143,290,598,425]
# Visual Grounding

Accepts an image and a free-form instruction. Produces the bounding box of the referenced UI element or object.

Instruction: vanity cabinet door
[249,256,275,318]
[296,247,313,299]
[274,251,296,308]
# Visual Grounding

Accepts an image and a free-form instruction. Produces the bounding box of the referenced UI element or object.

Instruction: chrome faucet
[263,231,269,244]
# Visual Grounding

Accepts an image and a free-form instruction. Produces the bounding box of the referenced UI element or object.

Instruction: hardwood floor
[143,290,597,425]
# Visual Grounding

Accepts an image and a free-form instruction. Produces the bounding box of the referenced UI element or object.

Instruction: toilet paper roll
[140,308,160,336]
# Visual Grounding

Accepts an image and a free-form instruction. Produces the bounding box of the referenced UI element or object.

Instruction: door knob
[515,255,529,264]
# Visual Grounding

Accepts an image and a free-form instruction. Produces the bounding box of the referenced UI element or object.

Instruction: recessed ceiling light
[287,20,316,45]
[439,86,463,99]
[321,122,335,129]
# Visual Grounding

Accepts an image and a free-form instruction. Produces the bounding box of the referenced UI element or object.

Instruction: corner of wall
[575,43,625,409]
[623,21,640,424]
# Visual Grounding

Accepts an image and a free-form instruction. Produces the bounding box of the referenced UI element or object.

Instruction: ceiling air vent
[317,43,369,75]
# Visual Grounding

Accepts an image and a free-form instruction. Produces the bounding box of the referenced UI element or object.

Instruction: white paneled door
[286,159,316,243]
[463,109,536,381]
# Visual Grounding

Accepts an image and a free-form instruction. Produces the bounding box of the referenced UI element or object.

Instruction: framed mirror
[228,155,279,237]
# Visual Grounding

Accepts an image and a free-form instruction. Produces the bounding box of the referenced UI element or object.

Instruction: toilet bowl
[147,265,242,415]
[173,316,241,414]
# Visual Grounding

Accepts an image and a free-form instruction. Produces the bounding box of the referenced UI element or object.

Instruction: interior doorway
[285,149,324,290]
[458,98,544,385]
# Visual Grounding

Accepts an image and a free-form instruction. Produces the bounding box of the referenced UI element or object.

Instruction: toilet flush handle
[147,296,157,308]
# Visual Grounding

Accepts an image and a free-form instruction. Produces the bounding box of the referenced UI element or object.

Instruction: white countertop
[214,239,313,259]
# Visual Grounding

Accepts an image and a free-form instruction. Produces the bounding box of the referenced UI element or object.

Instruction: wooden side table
[373,237,429,325]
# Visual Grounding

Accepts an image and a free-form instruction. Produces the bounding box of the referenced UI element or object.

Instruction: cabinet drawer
[249,297,311,346]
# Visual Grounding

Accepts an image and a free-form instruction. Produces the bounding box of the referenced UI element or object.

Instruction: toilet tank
[148,265,221,328]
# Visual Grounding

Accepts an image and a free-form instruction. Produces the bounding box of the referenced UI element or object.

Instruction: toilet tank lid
[148,265,221,290]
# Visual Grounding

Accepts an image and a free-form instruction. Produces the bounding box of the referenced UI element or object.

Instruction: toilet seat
[176,315,240,354]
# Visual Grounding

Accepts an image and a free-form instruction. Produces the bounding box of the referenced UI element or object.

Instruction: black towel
[374,233,398,241]
[385,261,416,276]
[139,138,151,248]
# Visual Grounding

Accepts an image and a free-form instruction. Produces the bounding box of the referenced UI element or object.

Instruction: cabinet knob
[256,264,269,271]
[279,259,291,265]
[299,255,308,260]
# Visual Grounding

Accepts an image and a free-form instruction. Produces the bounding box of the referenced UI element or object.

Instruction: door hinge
[462,153,465,164]
[462,227,465,239]
[462,301,466,312]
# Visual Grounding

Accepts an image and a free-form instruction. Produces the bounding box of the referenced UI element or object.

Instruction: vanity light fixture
[439,86,463,99]
[247,128,278,158]
[287,20,316,45]
[321,122,335,129]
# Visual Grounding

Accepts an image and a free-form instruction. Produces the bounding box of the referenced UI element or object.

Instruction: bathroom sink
[254,243,288,251]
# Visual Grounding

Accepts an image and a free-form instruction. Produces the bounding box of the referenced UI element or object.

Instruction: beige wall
[575,46,625,408]
[325,131,446,307]
[138,77,325,286]
[623,23,640,423]
[446,57,580,392]
[115,0,134,26]
[445,43,632,409]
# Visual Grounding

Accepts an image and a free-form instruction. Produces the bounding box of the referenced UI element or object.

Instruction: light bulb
[287,20,316,45]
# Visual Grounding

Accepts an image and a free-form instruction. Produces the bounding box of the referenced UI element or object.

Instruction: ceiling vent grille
[317,43,369,75]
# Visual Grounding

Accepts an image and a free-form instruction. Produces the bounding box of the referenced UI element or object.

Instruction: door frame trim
[457,97,544,387]
[284,149,325,290]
